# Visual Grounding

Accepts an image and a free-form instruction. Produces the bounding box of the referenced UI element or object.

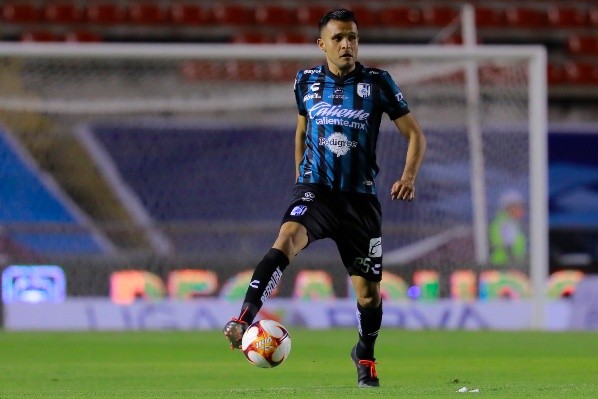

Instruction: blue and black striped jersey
[294,62,410,194]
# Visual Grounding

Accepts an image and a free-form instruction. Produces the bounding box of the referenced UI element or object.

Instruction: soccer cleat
[223,318,248,350]
[351,345,380,387]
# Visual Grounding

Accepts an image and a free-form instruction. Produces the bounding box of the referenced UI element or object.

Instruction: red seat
[128,3,169,25]
[212,4,254,25]
[588,7,598,27]
[474,6,505,28]
[566,35,598,56]
[231,31,271,44]
[422,6,460,27]
[275,32,312,44]
[347,5,378,28]
[179,60,225,81]
[64,30,102,42]
[546,7,587,28]
[224,60,265,81]
[85,3,127,25]
[1,2,40,23]
[505,7,546,29]
[20,30,62,42]
[379,6,422,28]
[43,2,83,24]
[564,62,598,85]
[170,3,210,26]
[267,61,303,82]
[296,5,328,27]
[254,5,295,26]
[547,63,567,85]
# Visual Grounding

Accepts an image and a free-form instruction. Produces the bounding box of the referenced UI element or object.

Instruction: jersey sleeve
[294,71,307,116]
[379,71,410,120]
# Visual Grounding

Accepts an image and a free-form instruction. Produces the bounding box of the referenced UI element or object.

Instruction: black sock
[237,248,289,324]
[356,302,383,360]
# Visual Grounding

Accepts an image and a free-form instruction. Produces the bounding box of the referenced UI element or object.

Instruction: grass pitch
[0,329,596,398]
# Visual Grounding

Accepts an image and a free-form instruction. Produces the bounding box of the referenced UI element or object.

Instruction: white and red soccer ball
[241,319,291,368]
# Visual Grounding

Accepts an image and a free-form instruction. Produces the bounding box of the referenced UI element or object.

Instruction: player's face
[318,20,359,76]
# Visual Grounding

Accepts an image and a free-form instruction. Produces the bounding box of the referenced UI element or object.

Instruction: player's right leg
[223,222,307,350]
[223,247,289,349]
[223,186,313,349]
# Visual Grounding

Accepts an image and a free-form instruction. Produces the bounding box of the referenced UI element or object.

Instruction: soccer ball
[241,319,291,368]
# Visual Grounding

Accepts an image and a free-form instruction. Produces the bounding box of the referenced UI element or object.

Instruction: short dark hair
[318,9,358,32]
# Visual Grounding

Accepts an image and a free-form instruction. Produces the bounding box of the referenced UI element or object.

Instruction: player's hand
[390,179,415,201]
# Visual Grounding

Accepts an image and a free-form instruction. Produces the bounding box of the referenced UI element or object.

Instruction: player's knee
[356,290,381,308]
[274,223,308,258]
[357,295,380,309]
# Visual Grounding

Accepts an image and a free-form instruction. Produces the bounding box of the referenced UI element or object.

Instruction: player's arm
[294,114,307,180]
[390,112,427,201]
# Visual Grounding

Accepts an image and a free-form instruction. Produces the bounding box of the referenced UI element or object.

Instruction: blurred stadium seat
[20,30,62,42]
[566,34,598,56]
[212,4,254,25]
[170,3,212,26]
[546,6,588,28]
[505,7,547,29]
[64,29,103,42]
[346,5,378,28]
[43,2,83,24]
[254,5,296,26]
[275,31,312,44]
[421,6,460,27]
[547,63,567,85]
[179,60,225,81]
[379,6,422,28]
[127,3,169,25]
[85,2,127,25]
[474,6,505,28]
[1,1,40,23]
[231,31,271,44]
[296,4,329,27]
[564,61,598,85]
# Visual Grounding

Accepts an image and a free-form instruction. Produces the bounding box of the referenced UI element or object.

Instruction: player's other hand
[390,179,415,201]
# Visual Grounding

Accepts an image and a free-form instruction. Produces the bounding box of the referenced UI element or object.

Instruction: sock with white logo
[238,248,289,324]
[356,301,383,360]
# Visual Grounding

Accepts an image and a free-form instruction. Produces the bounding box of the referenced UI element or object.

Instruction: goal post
[0,43,548,327]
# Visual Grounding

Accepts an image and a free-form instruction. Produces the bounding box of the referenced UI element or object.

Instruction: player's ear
[317,38,325,52]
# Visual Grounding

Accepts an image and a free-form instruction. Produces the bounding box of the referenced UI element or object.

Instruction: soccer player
[224,8,427,387]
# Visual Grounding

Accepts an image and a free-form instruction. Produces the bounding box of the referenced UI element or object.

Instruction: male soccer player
[224,9,427,387]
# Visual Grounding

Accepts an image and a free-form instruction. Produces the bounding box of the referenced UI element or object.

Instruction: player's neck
[327,63,356,78]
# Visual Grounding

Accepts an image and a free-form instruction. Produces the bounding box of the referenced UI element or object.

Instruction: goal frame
[0,42,548,328]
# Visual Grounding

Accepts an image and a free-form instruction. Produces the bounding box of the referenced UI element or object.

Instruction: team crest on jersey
[290,205,308,216]
[357,83,371,98]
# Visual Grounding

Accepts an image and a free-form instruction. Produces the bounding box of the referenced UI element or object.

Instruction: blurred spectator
[489,190,527,267]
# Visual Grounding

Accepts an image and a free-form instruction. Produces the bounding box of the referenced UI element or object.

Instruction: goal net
[0,43,547,311]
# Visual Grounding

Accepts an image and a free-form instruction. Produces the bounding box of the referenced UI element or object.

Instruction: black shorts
[281,183,383,282]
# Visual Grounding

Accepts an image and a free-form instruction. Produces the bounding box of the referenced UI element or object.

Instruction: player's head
[317,9,359,76]
[318,9,358,32]
[499,189,525,219]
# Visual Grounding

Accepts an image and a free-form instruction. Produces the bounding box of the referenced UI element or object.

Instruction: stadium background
[0,1,596,325]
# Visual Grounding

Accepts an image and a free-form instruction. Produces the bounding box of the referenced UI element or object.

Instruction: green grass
[0,329,596,398]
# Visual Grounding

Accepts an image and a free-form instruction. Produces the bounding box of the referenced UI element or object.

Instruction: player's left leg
[336,192,383,387]
[350,275,382,387]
